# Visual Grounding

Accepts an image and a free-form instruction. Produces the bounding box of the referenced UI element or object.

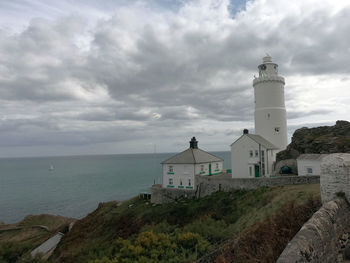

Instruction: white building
[297,154,327,176]
[161,137,223,190]
[231,55,288,178]
[231,129,279,178]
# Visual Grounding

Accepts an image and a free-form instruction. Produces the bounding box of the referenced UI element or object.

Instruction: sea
[0,151,231,224]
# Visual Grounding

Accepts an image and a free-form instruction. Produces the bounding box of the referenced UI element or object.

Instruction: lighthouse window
[200,165,204,172]
[275,127,280,133]
[169,178,173,185]
[215,163,219,169]
[255,150,258,157]
[267,113,270,119]
[180,180,183,186]
[188,179,191,186]
[249,150,253,157]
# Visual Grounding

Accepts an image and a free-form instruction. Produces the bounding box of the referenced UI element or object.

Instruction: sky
[0,0,349,158]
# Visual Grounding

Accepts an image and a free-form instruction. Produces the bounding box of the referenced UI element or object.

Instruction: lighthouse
[230,55,288,178]
[253,55,288,151]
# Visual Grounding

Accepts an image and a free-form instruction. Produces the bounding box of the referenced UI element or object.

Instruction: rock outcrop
[277,120,350,162]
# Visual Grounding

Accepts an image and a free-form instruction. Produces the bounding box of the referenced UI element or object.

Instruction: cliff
[277,120,350,162]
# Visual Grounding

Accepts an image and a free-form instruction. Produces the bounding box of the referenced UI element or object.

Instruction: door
[209,164,212,176]
[254,165,260,177]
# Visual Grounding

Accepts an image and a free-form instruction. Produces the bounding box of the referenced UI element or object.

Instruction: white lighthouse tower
[253,55,288,151]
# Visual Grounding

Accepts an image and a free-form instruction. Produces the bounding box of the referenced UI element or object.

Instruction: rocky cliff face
[277,120,350,162]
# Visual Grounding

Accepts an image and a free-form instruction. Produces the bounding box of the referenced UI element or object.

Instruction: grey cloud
[287,109,332,120]
[0,0,349,155]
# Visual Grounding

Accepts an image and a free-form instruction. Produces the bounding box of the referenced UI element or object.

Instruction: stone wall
[321,153,350,204]
[277,198,350,263]
[195,174,320,198]
[276,153,350,262]
[151,174,320,203]
[151,184,196,204]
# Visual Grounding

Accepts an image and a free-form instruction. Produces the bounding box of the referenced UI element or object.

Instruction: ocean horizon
[0,151,231,224]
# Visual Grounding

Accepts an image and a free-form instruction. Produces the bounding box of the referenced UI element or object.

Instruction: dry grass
[215,195,321,263]
[230,183,320,233]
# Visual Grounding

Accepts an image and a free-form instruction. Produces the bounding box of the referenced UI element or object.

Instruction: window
[215,163,219,169]
[168,165,174,173]
[188,179,191,186]
[249,166,252,176]
[255,150,258,157]
[307,168,313,174]
[275,127,280,133]
[249,150,253,157]
[200,165,204,172]
[180,180,183,186]
[267,113,270,119]
[169,178,173,185]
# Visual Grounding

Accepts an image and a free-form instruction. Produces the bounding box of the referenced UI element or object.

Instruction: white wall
[162,164,195,190]
[297,160,322,176]
[194,161,223,176]
[231,135,276,178]
[253,59,288,152]
[231,136,258,178]
[161,161,224,190]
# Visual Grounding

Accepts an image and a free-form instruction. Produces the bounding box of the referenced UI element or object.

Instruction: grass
[50,183,321,263]
[0,214,75,263]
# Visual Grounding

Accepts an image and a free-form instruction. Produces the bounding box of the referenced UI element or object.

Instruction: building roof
[231,133,278,149]
[161,148,223,164]
[297,154,327,161]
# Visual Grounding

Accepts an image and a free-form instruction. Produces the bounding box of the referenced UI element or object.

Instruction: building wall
[231,136,275,178]
[194,161,223,177]
[162,161,224,190]
[297,159,322,176]
[253,75,288,151]
[231,136,257,178]
[162,164,195,190]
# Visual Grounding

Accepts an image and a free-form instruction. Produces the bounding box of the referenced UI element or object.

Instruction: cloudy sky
[0,0,349,157]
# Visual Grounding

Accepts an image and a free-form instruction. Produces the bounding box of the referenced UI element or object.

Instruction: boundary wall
[277,198,350,262]
[151,174,320,204]
[277,153,350,262]
[195,174,319,197]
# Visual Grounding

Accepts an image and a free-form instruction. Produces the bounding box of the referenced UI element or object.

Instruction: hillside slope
[0,214,74,263]
[51,184,321,263]
[277,120,350,162]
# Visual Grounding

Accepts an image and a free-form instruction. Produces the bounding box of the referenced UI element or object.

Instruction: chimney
[243,129,249,134]
[189,137,198,149]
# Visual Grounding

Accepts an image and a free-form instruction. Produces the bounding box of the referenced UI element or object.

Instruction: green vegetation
[0,214,74,263]
[51,184,321,263]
